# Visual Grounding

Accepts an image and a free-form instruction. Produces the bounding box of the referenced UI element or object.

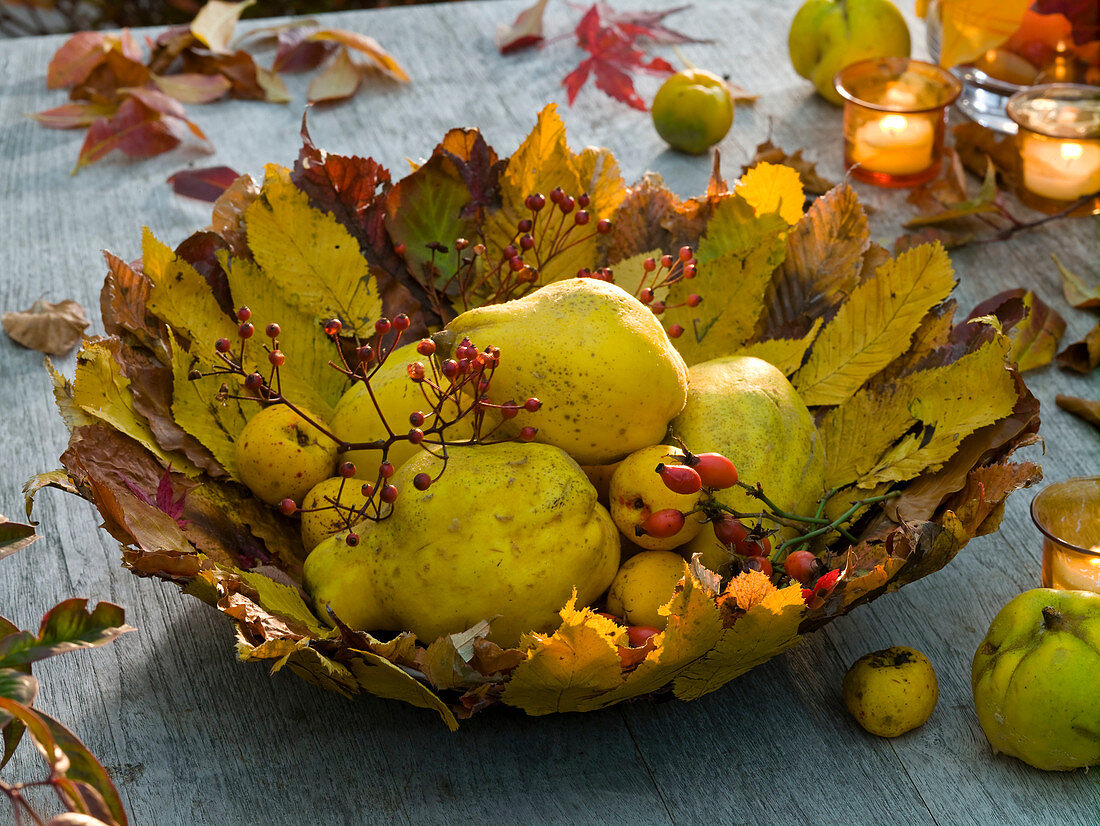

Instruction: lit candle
[1033,477,1100,595]
[1044,544,1100,592]
[1018,134,1100,200]
[850,114,935,176]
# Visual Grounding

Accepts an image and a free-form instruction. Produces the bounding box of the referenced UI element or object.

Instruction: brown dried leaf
[742,140,835,196]
[605,172,678,263]
[2,299,89,355]
[1056,323,1100,373]
[308,28,410,83]
[952,122,1019,188]
[307,47,362,103]
[211,172,261,257]
[1053,254,1100,310]
[1056,395,1100,429]
[967,288,1066,371]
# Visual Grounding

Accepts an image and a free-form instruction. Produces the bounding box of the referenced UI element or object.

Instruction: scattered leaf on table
[496,0,551,53]
[0,516,38,562]
[28,101,116,130]
[152,72,233,103]
[1056,395,1100,429]
[562,3,677,110]
[966,288,1065,371]
[953,122,1018,185]
[1053,254,1100,310]
[167,165,241,202]
[272,26,338,72]
[793,243,957,406]
[2,299,89,355]
[190,0,256,53]
[308,29,410,83]
[307,47,362,103]
[742,140,835,195]
[903,159,1000,229]
[47,30,139,89]
[1056,323,1100,373]
[75,94,209,171]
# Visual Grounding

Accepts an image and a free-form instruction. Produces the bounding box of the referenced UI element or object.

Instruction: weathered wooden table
[1,0,1098,823]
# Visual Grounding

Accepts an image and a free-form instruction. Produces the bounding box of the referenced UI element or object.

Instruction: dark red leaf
[595,1,709,44]
[168,166,242,202]
[435,128,505,219]
[175,231,234,313]
[75,95,208,170]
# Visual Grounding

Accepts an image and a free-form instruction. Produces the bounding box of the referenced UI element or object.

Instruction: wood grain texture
[0,1,1098,824]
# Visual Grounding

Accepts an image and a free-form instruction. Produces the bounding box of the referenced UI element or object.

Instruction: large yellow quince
[437,278,689,465]
[671,356,825,571]
[302,441,620,647]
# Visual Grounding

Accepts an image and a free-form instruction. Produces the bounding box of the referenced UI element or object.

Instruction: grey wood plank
[0,0,1098,824]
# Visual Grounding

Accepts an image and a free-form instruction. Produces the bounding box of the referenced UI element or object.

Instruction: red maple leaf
[561,3,680,110]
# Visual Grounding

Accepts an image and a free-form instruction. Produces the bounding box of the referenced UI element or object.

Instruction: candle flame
[1061,143,1084,161]
[880,115,909,132]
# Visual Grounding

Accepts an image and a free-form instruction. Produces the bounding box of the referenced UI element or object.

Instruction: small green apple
[972,588,1100,771]
[235,404,337,506]
[788,0,911,105]
[651,69,734,155]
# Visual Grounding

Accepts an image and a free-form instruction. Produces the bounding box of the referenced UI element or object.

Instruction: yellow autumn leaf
[735,318,823,376]
[820,329,1016,489]
[793,243,956,406]
[144,227,237,351]
[935,0,1030,69]
[721,569,777,613]
[673,583,804,700]
[735,162,804,226]
[71,340,201,476]
[244,165,383,336]
[664,196,788,365]
[169,340,250,479]
[585,567,723,708]
[485,105,625,286]
[345,648,459,730]
[190,0,255,52]
[610,248,665,301]
[502,594,625,715]
[219,253,344,416]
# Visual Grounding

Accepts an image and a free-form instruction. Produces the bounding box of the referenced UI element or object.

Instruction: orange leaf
[308,28,410,82]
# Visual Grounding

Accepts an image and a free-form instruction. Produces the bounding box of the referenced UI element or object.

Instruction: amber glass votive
[834,58,961,188]
[1006,84,1100,214]
[1032,477,1100,594]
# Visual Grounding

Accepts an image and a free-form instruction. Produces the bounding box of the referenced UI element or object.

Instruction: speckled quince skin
[842,646,939,737]
[972,588,1100,771]
[673,356,824,570]
[609,445,705,551]
[436,278,689,466]
[233,404,337,506]
[302,441,621,648]
[299,476,372,552]
[605,550,686,628]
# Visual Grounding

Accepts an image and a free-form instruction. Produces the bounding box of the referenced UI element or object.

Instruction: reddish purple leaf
[75,96,208,171]
[168,166,242,202]
[152,72,233,103]
[47,32,112,89]
[124,465,188,528]
[594,1,709,45]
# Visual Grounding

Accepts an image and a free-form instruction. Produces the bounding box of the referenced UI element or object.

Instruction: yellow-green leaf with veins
[143,227,237,350]
[345,649,458,730]
[485,104,625,286]
[169,341,250,479]
[664,197,788,365]
[735,318,824,376]
[221,253,344,416]
[793,243,956,406]
[245,165,382,336]
[673,583,804,700]
[72,340,200,476]
[587,567,722,708]
[820,329,1016,489]
[502,594,624,715]
[610,249,665,302]
[735,162,805,226]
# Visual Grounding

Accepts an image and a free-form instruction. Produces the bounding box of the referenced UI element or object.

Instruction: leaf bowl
[32,105,1041,728]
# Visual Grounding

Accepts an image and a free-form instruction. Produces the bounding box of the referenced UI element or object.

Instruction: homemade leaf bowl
[31,104,1041,729]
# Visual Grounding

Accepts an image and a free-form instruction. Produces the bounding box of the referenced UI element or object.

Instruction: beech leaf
[168,165,242,202]
[496,0,551,53]
[0,515,38,562]
[3,299,89,355]
[735,162,805,226]
[1056,323,1100,374]
[191,0,256,53]
[307,47,362,103]
[1053,254,1100,310]
[1056,395,1100,429]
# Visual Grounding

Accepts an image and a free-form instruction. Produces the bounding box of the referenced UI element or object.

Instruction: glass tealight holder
[1031,477,1100,594]
[1006,84,1100,215]
[834,58,961,188]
